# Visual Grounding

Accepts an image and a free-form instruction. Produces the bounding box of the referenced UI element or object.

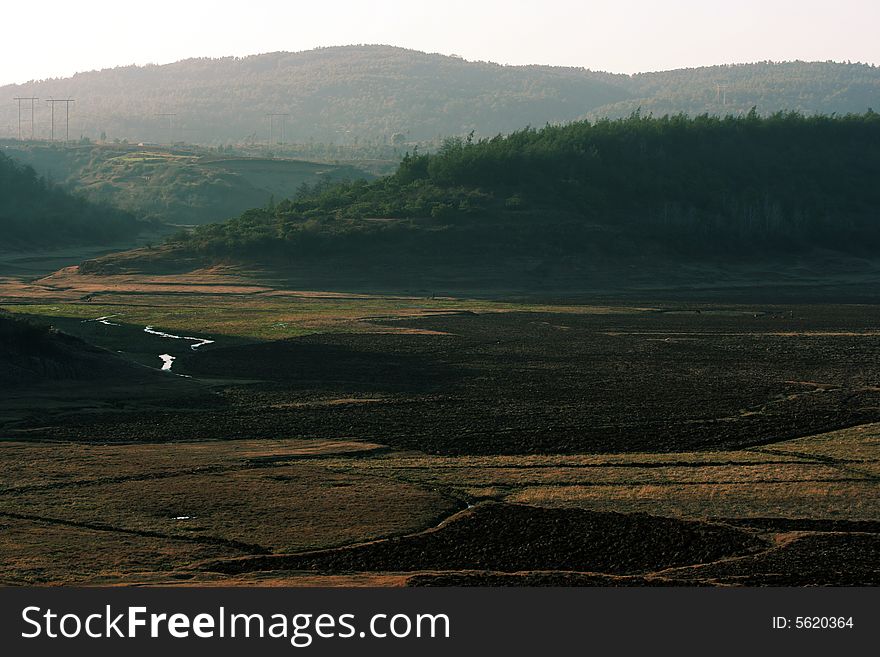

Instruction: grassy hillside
[2,46,876,144]
[1,143,368,225]
[0,150,143,250]
[157,112,880,278]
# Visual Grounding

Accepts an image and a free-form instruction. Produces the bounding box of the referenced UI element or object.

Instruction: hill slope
[0,151,143,250]
[1,143,369,225]
[2,46,877,144]
[87,111,880,293]
[591,60,880,120]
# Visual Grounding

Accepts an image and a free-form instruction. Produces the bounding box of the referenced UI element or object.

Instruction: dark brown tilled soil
[406,572,704,586]
[202,503,767,575]
[11,306,880,454]
[177,340,457,392]
[713,518,880,533]
[663,533,880,586]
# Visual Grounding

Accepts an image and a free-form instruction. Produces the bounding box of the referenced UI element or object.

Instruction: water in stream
[143,325,214,372]
[144,325,215,350]
[83,316,214,373]
[82,314,121,326]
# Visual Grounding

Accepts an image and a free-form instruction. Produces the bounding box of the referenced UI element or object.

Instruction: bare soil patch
[203,503,766,576]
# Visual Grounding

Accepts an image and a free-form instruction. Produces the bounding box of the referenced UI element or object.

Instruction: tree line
[170,111,880,263]
[0,151,142,249]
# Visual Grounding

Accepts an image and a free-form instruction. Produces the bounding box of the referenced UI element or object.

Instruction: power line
[13,97,38,141]
[156,113,177,145]
[266,113,290,148]
[46,98,75,142]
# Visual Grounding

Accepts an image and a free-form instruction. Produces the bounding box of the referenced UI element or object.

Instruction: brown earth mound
[203,503,766,576]
[664,533,880,586]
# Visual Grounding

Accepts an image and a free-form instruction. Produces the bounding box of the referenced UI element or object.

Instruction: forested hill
[590,60,880,121]
[153,111,880,281]
[0,151,142,249]
[1,46,629,144]
[2,46,877,144]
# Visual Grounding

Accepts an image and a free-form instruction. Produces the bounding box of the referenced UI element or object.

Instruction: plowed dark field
[16,306,880,455]
[204,503,767,575]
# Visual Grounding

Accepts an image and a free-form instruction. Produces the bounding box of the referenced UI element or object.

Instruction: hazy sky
[1,0,878,86]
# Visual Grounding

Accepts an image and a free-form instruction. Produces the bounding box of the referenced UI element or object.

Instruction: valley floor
[0,264,878,586]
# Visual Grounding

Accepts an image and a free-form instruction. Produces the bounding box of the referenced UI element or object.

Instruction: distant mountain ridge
[1,45,878,144]
[595,60,880,120]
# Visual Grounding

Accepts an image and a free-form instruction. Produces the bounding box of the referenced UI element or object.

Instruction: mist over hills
[2,46,878,145]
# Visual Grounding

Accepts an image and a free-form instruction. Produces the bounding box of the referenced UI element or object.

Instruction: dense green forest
[1,143,370,225]
[0,151,143,249]
[167,111,880,267]
[3,46,877,144]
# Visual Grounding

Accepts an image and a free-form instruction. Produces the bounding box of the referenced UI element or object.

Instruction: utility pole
[156,113,177,145]
[46,98,75,142]
[266,113,290,148]
[14,97,39,141]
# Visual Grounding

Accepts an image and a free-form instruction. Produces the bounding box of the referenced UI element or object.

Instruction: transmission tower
[14,97,38,141]
[156,113,177,145]
[46,98,75,142]
[266,113,290,148]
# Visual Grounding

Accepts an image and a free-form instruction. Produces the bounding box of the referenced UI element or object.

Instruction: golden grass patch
[0,464,459,554]
[758,422,880,462]
[506,480,880,521]
[347,462,857,489]
[0,516,235,585]
[0,439,384,491]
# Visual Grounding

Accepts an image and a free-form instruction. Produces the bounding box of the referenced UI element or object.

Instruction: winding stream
[82,314,121,326]
[144,326,214,372]
[83,315,214,373]
[144,325,215,350]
